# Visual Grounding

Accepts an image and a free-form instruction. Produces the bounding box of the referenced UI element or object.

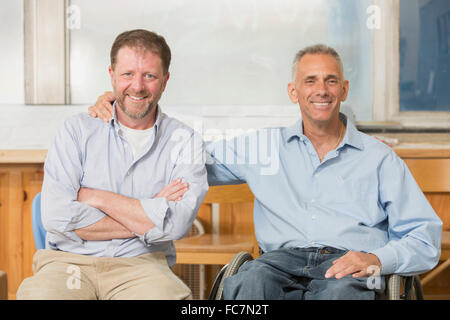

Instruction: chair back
[32,192,46,250]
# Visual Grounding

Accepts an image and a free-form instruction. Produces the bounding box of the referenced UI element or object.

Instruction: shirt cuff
[369,245,398,275]
[65,205,106,231]
[132,225,170,246]
[140,197,169,229]
[64,206,106,244]
[139,197,170,244]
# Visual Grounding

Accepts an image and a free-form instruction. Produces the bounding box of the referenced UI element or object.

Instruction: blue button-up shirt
[206,114,442,275]
[42,106,208,266]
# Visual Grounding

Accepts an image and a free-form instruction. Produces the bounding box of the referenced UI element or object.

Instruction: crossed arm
[74,179,188,241]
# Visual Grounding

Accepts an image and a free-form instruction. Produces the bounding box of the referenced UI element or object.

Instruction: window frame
[371,0,450,128]
[24,0,69,105]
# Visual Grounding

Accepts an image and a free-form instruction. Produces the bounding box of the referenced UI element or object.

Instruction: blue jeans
[223,247,385,300]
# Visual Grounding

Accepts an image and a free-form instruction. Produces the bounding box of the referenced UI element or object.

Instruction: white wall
[0,0,24,104]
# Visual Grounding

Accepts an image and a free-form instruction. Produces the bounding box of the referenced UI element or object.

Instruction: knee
[156,279,192,300]
[155,271,192,300]
[16,277,58,300]
[222,261,279,300]
[225,261,267,288]
[312,278,376,300]
[113,273,192,300]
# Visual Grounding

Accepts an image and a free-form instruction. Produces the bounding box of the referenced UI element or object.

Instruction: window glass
[400,0,450,111]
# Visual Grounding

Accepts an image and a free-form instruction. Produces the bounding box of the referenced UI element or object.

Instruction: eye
[144,74,154,79]
[122,72,132,77]
[328,79,338,85]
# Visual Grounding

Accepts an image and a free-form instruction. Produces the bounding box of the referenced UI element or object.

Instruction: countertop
[1,143,450,164]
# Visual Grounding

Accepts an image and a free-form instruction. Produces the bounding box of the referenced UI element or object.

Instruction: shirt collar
[285,112,364,151]
[110,101,162,134]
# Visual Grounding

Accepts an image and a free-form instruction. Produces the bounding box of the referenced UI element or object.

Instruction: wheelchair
[209,251,424,300]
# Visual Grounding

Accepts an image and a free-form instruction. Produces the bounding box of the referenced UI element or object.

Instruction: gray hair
[291,44,344,81]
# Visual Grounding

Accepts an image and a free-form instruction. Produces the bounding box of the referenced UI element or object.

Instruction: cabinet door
[0,168,24,300]
[0,165,43,300]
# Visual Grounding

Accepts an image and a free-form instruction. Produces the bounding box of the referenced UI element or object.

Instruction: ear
[340,79,350,102]
[287,82,299,104]
[161,72,170,92]
[108,66,115,84]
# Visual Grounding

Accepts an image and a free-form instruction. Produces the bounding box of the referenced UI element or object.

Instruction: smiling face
[109,46,169,125]
[288,53,349,128]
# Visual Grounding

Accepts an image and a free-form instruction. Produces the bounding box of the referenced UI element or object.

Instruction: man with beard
[17,29,208,300]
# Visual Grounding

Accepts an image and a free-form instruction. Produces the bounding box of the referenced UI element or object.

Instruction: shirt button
[312,215,316,220]
[126,171,131,176]
[311,199,316,203]
[314,173,319,177]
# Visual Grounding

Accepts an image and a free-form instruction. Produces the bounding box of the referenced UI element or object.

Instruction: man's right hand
[155,179,189,202]
[88,91,115,122]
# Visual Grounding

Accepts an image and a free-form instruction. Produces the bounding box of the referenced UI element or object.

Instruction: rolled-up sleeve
[41,118,105,244]
[141,130,208,244]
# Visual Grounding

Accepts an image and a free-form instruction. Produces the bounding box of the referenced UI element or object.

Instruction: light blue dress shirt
[41,105,208,266]
[206,114,442,275]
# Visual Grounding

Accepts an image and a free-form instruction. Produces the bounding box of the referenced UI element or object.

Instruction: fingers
[167,185,189,202]
[98,101,114,122]
[324,251,382,279]
[332,265,359,280]
[104,91,115,101]
[88,105,98,117]
[155,179,189,201]
[88,91,115,122]
[351,270,367,278]
[325,256,351,279]
[163,179,185,194]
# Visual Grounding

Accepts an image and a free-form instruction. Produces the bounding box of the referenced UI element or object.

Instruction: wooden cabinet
[0,163,43,300]
[398,149,450,299]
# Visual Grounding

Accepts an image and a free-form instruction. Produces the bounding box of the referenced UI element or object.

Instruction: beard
[116,95,155,120]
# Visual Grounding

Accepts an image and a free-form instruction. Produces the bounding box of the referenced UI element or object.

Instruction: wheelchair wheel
[208,263,228,300]
[410,275,424,300]
[385,274,424,300]
[212,251,254,300]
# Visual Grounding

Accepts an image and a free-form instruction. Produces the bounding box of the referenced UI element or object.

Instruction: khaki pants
[17,249,192,300]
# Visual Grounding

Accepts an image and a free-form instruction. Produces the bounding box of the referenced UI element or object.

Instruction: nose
[314,80,329,97]
[130,75,145,93]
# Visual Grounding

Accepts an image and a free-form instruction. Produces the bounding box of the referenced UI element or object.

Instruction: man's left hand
[324,251,382,279]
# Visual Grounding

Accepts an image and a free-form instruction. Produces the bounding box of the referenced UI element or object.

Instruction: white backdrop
[0,0,24,104]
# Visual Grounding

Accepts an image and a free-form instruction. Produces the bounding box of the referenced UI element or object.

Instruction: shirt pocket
[321,175,369,204]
